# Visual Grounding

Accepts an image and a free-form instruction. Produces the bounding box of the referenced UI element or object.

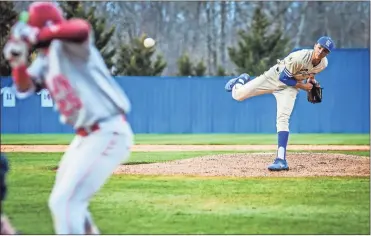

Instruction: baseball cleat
[224,73,250,92]
[268,158,289,171]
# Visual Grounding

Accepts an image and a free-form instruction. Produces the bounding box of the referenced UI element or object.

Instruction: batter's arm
[11,65,34,93]
[34,19,90,48]
[3,39,34,93]
[12,57,46,98]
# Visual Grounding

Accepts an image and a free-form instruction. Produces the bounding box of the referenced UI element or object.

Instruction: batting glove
[3,39,29,68]
[10,21,39,45]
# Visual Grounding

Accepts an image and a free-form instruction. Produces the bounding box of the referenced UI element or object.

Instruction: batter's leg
[48,128,133,234]
[54,136,83,185]
[84,211,99,234]
[52,136,99,233]
[268,87,299,171]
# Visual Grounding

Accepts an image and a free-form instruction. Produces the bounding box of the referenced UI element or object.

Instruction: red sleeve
[12,65,33,92]
[37,19,90,44]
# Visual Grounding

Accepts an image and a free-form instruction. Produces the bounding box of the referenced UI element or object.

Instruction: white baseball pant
[48,115,134,234]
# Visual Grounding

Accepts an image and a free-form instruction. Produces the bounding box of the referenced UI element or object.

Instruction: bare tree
[92,1,369,76]
[294,2,308,48]
[220,1,227,67]
[206,2,212,75]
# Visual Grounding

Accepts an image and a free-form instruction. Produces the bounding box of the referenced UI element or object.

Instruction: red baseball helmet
[27,2,65,28]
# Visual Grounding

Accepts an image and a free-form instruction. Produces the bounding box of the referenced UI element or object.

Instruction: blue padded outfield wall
[1,48,370,134]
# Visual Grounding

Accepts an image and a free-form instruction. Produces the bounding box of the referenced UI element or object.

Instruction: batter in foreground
[3,2,134,234]
[1,153,18,235]
[225,36,335,171]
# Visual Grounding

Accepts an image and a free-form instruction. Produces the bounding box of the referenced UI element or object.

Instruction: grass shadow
[123,161,153,165]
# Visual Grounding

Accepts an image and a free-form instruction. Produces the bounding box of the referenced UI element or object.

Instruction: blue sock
[277,131,289,160]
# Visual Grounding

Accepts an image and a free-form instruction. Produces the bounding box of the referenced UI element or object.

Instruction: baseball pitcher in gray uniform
[3,2,134,234]
[225,36,335,171]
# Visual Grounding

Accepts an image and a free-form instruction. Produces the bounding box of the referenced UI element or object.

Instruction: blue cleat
[225,73,251,92]
[268,158,289,171]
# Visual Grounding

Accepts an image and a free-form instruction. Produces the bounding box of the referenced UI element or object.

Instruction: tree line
[0,1,369,77]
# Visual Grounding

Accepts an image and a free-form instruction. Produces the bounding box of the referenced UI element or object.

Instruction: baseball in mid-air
[143,37,155,48]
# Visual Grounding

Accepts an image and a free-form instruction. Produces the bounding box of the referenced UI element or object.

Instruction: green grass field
[3,150,370,234]
[1,133,370,145]
[2,133,370,234]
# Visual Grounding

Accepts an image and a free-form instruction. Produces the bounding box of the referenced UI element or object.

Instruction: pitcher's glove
[307,81,323,104]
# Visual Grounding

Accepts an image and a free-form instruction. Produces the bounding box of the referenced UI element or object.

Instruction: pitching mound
[114,153,370,177]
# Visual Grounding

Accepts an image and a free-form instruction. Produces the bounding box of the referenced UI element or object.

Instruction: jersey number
[48,75,82,117]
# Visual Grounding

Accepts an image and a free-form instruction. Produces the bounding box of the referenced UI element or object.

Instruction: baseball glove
[307,81,323,104]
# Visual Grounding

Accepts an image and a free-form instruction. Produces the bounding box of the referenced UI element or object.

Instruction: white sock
[277,146,285,160]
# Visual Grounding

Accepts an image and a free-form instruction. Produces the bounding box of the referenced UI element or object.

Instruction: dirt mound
[114,152,370,177]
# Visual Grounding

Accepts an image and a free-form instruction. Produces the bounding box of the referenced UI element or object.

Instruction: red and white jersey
[16,36,131,129]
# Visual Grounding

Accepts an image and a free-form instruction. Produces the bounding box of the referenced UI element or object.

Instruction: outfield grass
[4,151,370,234]
[1,133,370,145]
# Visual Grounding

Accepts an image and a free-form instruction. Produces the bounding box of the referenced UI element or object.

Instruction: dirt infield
[1,144,370,152]
[2,144,370,178]
[115,153,370,177]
